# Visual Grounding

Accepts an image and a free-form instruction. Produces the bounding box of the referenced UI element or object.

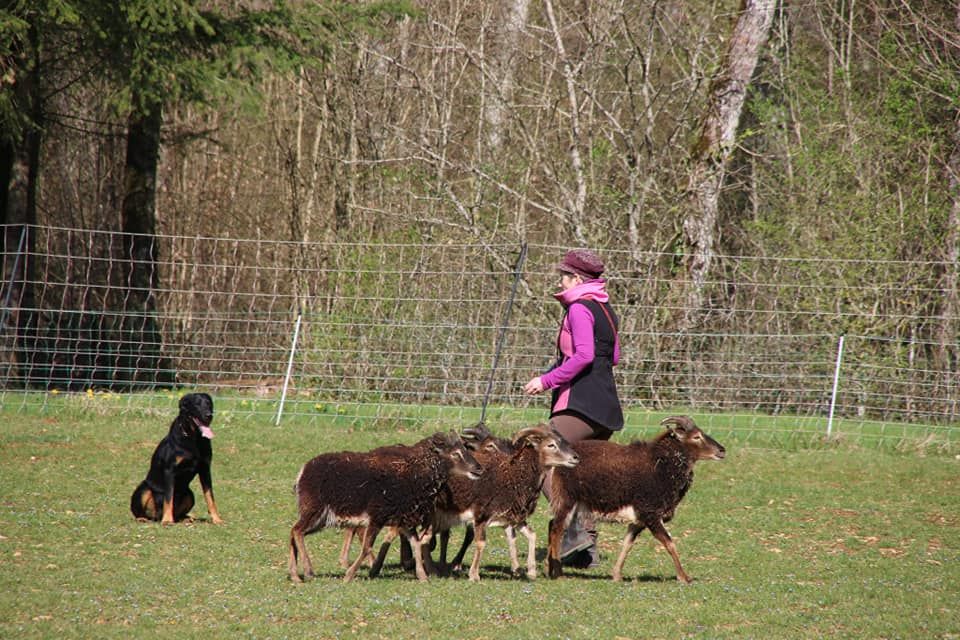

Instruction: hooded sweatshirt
[539,279,624,429]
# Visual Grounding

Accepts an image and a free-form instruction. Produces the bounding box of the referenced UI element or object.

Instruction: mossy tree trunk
[679,0,776,332]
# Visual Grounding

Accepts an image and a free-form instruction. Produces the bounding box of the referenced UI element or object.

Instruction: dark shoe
[562,545,599,569]
[559,524,593,559]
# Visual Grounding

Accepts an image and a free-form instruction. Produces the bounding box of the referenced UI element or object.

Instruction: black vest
[550,299,624,430]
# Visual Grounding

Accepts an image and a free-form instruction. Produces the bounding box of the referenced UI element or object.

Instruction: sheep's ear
[661,415,695,435]
[431,431,458,451]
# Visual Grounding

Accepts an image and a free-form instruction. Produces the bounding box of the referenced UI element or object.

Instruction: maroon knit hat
[556,249,605,279]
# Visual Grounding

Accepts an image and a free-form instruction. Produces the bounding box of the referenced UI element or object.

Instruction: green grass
[0,394,958,639]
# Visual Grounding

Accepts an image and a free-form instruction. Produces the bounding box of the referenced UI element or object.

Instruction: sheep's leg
[436,529,450,575]
[649,519,692,584]
[467,520,488,582]
[344,524,380,582]
[515,523,537,580]
[418,527,440,576]
[399,536,416,571]
[369,527,399,577]
[338,528,356,568]
[405,527,430,581]
[288,528,303,583]
[450,524,474,572]
[546,509,576,579]
[289,522,317,583]
[504,525,521,575]
[611,523,644,582]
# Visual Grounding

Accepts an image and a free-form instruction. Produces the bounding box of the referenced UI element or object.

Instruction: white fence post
[827,334,845,437]
[276,313,303,426]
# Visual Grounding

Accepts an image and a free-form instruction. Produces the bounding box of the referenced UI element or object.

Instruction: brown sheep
[546,415,725,582]
[436,423,518,575]
[288,431,482,583]
[341,423,516,579]
[444,424,580,581]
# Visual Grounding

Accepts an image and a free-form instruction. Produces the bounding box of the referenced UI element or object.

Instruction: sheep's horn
[512,424,548,446]
[462,422,492,441]
[660,415,695,431]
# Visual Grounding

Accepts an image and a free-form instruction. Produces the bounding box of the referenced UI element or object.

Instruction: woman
[523,248,623,567]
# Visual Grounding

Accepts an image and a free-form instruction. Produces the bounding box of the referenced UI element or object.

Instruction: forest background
[2,0,960,431]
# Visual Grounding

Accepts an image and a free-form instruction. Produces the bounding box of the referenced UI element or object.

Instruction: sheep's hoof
[547,560,562,579]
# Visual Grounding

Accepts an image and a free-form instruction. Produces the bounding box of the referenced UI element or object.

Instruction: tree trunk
[119,101,174,387]
[1,25,41,387]
[122,106,161,298]
[544,0,588,244]
[680,0,776,331]
[935,4,960,418]
[483,0,531,154]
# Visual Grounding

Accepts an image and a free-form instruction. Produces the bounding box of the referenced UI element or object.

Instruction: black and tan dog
[130,392,224,525]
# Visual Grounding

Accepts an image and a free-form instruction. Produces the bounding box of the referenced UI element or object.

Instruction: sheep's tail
[292,464,306,496]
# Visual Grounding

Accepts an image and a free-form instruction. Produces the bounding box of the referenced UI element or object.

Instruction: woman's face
[558,271,582,291]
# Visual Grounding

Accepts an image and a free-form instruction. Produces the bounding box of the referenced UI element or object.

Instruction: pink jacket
[540,280,620,390]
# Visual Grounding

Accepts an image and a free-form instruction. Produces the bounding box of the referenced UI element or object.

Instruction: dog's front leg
[161,492,176,524]
[161,470,177,525]
[199,466,224,524]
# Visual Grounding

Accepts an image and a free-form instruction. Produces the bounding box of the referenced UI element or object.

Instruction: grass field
[1,392,958,639]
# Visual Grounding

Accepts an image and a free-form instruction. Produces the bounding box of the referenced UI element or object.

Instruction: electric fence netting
[1,224,957,451]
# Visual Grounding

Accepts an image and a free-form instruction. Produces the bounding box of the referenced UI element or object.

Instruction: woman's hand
[523,377,545,395]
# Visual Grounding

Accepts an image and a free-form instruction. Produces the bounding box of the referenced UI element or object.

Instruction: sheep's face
[479,441,513,465]
[479,438,511,455]
[679,427,726,461]
[539,434,580,468]
[511,425,579,468]
[447,444,485,480]
[662,415,726,462]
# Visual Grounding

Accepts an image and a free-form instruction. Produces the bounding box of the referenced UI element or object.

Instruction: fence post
[480,242,528,424]
[827,334,845,437]
[276,313,303,426]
